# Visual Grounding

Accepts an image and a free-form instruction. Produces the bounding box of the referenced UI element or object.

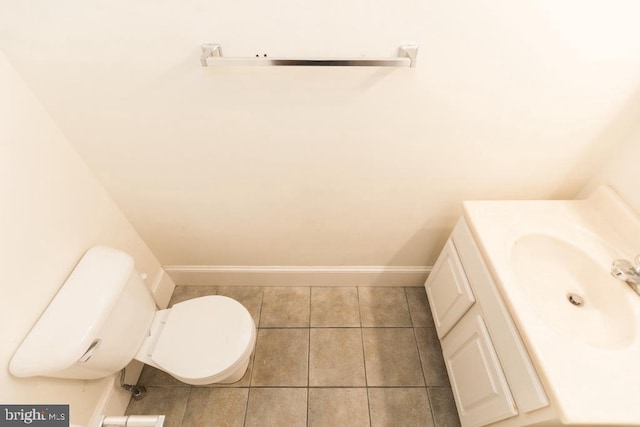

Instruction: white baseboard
[163,265,431,287]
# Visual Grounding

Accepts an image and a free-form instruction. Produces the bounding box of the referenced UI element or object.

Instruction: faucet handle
[634,254,640,274]
[612,259,635,279]
[611,259,631,280]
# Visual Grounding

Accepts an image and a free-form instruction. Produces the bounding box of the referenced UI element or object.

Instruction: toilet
[10,246,256,385]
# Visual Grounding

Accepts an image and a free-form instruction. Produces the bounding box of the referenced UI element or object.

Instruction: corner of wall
[150,269,176,309]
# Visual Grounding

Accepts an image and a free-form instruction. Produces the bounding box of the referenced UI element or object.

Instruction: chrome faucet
[611,256,640,296]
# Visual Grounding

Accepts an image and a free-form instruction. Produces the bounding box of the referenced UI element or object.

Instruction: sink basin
[510,233,636,349]
[463,187,640,424]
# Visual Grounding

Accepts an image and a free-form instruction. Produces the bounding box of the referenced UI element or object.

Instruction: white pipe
[100,415,165,427]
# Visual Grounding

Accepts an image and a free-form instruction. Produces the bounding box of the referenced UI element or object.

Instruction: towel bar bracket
[200,43,222,66]
[398,45,418,68]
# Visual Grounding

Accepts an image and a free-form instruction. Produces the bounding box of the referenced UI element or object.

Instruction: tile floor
[126,286,461,427]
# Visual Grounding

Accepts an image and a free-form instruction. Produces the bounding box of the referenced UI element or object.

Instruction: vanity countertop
[463,186,640,425]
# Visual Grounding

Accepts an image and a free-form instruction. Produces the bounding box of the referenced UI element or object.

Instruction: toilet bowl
[136,295,256,385]
[9,246,256,386]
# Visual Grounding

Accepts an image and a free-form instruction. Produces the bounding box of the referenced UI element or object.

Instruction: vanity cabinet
[425,219,550,427]
[440,307,517,427]
[426,240,475,338]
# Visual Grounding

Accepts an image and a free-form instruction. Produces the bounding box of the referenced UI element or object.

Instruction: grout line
[247,287,264,390]
[426,387,439,427]
[255,325,432,329]
[306,386,310,427]
[256,287,264,328]
[243,287,264,425]
[216,385,431,389]
[243,388,251,427]
[356,287,368,388]
[416,330,438,427]
[307,288,312,427]
[412,328,428,386]
[142,384,437,389]
[307,287,312,330]
[365,385,372,427]
[356,287,373,427]
[244,321,256,425]
[403,286,415,327]
[178,386,192,426]
[409,286,438,427]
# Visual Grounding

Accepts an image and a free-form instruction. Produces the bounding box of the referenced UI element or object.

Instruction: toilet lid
[151,295,255,381]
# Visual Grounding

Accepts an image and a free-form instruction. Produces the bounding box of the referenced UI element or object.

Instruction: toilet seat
[148,295,256,384]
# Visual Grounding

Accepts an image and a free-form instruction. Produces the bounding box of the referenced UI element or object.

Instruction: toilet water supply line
[120,368,146,400]
[96,370,163,426]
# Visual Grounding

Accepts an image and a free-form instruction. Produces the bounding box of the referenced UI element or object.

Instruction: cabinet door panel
[425,240,475,338]
[443,313,517,427]
[452,219,549,413]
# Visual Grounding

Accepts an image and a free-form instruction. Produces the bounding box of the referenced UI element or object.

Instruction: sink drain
[567,293,584,307]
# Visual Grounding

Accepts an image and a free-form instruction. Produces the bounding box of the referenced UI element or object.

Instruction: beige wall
[0,1,639,420]
[1,1,640,270]
[580,126,640,214]
[0,52,170,425]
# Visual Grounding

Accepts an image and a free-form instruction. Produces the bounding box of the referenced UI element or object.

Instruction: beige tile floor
[126,286,461,427]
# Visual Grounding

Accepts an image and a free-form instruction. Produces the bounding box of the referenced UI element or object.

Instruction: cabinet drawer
[425,240,475,338]
[443,312,517,427]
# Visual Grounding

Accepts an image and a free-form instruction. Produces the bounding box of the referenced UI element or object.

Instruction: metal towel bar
[200,44,418,68]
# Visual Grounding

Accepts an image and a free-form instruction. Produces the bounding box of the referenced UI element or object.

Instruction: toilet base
[217,355,251,384]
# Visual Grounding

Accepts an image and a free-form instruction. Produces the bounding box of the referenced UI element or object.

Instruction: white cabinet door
[442,312,517,427]
[452,219,549,414]
[425,240,475,338]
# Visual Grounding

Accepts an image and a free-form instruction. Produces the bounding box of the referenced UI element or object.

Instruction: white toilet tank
[10,246,157,379]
